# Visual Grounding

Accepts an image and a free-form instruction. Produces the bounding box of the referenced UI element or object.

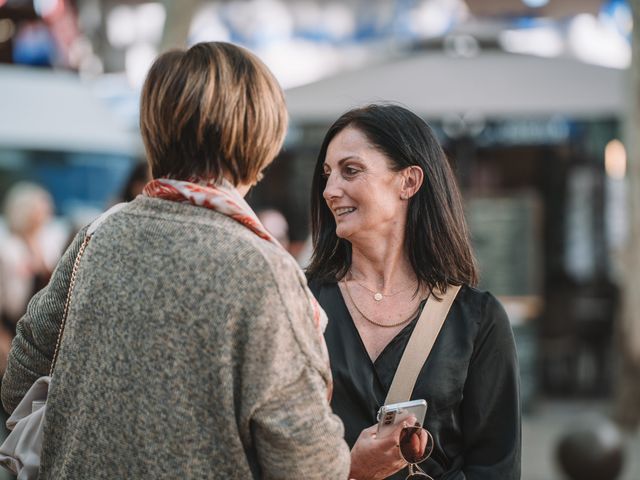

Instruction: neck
[349,237,416,292]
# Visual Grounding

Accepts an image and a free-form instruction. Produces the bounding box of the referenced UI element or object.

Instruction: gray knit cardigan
[1,196,350,479]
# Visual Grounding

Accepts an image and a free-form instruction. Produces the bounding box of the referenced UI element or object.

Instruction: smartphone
[376,399,427,438]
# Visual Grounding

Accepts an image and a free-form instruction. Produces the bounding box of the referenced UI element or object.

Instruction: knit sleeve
[1,227,88,414]
[251,365,350,480]
[235,251,350,480]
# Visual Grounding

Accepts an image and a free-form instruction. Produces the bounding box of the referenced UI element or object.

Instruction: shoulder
[453,287,516,366]
[306,277,333,298]
[111,197,297,281]
[209,218,303,293]
[86,198,310,325]
[454,285,508,325]
[306,277,342,315]
[451,285,513,352]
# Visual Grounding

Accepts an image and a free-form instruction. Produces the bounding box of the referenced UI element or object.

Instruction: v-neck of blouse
[318,281,427,446]
[336,282,426,369]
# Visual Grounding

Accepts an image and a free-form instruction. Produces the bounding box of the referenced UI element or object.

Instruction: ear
[399,166,424,200]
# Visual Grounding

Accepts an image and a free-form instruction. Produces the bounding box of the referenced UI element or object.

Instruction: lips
[334,207,356,217]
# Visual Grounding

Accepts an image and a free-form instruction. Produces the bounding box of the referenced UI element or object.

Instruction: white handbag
[0,377,50,478]
[0,203,125,479]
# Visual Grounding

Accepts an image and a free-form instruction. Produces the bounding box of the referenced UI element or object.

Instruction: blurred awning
[285,51,626,123]
[465,0,602,18]
[0,65,141,154]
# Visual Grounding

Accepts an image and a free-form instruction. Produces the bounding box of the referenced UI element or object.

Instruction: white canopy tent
[0,65,140,155]
[285,51,626,123]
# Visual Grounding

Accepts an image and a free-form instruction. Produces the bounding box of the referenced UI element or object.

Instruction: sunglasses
[398,424,435,480]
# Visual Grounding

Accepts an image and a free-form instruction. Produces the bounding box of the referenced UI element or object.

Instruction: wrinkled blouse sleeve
[461,293,521,479]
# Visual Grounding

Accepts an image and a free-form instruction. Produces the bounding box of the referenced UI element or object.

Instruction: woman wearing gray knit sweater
[1,42,350,479]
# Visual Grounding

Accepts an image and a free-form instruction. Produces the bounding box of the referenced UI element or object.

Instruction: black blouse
[310,281,521,480]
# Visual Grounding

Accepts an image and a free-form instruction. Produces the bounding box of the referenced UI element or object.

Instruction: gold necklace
[348,269,418,302]
[342,279,425,328]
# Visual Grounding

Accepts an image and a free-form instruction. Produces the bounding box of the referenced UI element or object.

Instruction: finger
[393,415,417,439]
[378,425,406,448]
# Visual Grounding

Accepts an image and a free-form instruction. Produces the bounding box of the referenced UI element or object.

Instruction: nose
[322,172,342,204]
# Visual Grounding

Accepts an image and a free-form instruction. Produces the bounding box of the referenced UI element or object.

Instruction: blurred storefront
[0,0,633,407]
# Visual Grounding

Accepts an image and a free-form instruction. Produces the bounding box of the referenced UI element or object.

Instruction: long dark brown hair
[306,104,478,293]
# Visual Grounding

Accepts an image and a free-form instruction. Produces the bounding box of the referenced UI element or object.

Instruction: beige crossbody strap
[384,284,461,405]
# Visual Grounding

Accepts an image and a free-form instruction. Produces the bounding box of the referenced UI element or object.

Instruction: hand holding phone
[376,399,427,438]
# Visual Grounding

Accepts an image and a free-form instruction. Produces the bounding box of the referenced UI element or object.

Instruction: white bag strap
[49,203,126,376]
[384,285,461,405]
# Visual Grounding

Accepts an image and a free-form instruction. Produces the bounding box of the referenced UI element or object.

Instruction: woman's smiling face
[322,126,407,243]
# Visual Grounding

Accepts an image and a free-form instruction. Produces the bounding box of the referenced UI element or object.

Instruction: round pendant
[374,292,383,301]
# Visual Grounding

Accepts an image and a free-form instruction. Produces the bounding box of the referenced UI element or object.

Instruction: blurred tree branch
[616,0,640,431]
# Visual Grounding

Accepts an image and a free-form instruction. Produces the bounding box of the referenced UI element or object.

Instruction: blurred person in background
[1,42,349,479]
[307,104,520,479]
[0,182,65,375]
[118,162,151,203]
[256,208,290,251]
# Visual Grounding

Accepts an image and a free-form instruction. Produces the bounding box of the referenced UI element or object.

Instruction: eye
[343,166,359,176]
[321,169,330,179]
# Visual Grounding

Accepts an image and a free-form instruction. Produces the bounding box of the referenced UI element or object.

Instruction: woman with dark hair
[1,42,350,479]
[308,104,520,479]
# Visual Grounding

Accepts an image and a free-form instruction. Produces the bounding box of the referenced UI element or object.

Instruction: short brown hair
[140,42,288,185]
